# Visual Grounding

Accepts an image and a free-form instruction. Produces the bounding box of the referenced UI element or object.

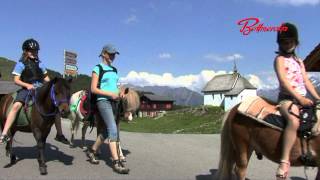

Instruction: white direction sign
[65,64,78,71]
[64,50,78,77]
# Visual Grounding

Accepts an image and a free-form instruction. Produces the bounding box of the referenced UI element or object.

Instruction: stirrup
[0,134,10,145]
[276,160,290,179]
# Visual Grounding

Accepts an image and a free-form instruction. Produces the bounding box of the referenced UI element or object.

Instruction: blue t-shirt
[92,63,119,101]
[12,60,47,84]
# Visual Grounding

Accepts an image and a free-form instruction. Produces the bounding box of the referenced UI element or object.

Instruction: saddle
[4,92,33,127]
[79,92,90,117]
[238,96,319,137]
[239,96,320,166]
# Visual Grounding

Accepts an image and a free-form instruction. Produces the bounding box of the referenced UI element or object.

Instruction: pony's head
[119,87,140,121]
[312,101,320,135]
[50,77,72,118]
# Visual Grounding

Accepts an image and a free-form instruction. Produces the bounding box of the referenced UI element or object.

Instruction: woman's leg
[97,100,129,174]
[277,102,300,178]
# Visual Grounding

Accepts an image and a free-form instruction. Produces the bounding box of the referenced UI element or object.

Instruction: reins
[25,83,69,117]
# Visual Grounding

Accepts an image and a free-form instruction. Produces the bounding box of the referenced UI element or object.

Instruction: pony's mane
[123,88,140,112]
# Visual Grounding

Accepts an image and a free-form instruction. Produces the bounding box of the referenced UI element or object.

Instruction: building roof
[0,81,20,94]
[142,94,174,102]
[202,72,256,95]
[304,43,320,72]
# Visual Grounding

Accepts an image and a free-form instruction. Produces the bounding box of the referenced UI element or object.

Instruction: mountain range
[126,84,203,106]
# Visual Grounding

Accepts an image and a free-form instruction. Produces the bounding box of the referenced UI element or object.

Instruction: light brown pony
[215,101,320,180]
[68,87,140,149]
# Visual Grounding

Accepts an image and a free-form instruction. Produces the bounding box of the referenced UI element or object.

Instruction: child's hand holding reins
[298,96,314,107]
[26,84,34,90]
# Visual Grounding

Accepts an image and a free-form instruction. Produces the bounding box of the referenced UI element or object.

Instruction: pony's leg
[33,128,48,175]
[231,119,253,180]
[81,121,89,149]
[316,168,320,180]
[69,113,76,148]
[233,133,252,180]
[5,131,17,164]
[234,147,252,180]
[119,143,125,159]
[69,112,79,148]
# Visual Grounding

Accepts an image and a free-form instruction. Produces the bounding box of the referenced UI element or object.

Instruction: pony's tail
[214,106,238,180]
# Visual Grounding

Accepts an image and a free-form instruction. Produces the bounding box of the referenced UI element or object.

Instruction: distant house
[0,81,20,99]
[138,92,174,117]
[202,68,257,111]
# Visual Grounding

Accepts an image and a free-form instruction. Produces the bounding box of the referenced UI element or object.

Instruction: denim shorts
[97,99,118,142]
[277,92,299,105]
[14,88,31,104]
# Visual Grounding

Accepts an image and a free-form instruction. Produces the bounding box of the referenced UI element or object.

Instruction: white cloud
[246,74,262,88]
[120,69,284,93]
[158,53,172,59]
[120,70,229,92]
[255,0,320,6]
[204,53,244,62]
[124,14,138,24]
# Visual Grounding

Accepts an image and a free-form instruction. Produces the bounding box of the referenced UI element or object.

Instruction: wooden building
[304,43,320,72]
[138,92,174,118]
[0,81,20,99]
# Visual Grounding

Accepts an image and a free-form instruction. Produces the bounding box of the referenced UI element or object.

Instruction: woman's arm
[90,72,118,99]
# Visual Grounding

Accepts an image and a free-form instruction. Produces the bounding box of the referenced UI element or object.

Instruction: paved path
[0,119,317,180]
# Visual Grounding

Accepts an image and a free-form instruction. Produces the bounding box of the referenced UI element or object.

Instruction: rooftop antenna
[233,59,238,73]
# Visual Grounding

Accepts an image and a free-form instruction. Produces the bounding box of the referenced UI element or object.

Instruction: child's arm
[43,74,50,82]
[40,62,50,82]
[12,62,33,90]
[13,75,33,90]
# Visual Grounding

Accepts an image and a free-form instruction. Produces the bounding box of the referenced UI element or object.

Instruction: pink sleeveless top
[279,56,307,96]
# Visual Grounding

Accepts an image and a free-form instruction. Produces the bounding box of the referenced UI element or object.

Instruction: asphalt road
[0,119,317,180]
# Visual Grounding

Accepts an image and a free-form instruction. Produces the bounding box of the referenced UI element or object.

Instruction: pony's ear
[52,77,58,84]
[124,88,129,94]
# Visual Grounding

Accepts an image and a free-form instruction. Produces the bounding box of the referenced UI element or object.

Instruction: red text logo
[237,17,288,35]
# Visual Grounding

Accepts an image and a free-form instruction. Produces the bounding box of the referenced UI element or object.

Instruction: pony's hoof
[10,155,17,165]
[39,166,47,175]
[69,144,76,148]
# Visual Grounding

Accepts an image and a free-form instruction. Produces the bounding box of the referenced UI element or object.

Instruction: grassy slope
[120,106,224,134]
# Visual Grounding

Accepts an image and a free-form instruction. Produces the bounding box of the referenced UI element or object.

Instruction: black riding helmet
[22,38,40,51]
[277,23,299,45]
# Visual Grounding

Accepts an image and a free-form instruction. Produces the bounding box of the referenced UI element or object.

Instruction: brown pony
[215,98,320,180]
[0,77,71,175]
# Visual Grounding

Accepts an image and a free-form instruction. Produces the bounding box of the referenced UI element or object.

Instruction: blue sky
[1,0,319,91]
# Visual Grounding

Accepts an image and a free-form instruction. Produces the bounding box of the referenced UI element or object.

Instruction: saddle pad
[79,94,89,116]
[238,96,284,131]
[5,93,32,127]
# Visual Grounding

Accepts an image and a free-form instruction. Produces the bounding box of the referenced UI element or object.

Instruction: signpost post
[64,50,78,78]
